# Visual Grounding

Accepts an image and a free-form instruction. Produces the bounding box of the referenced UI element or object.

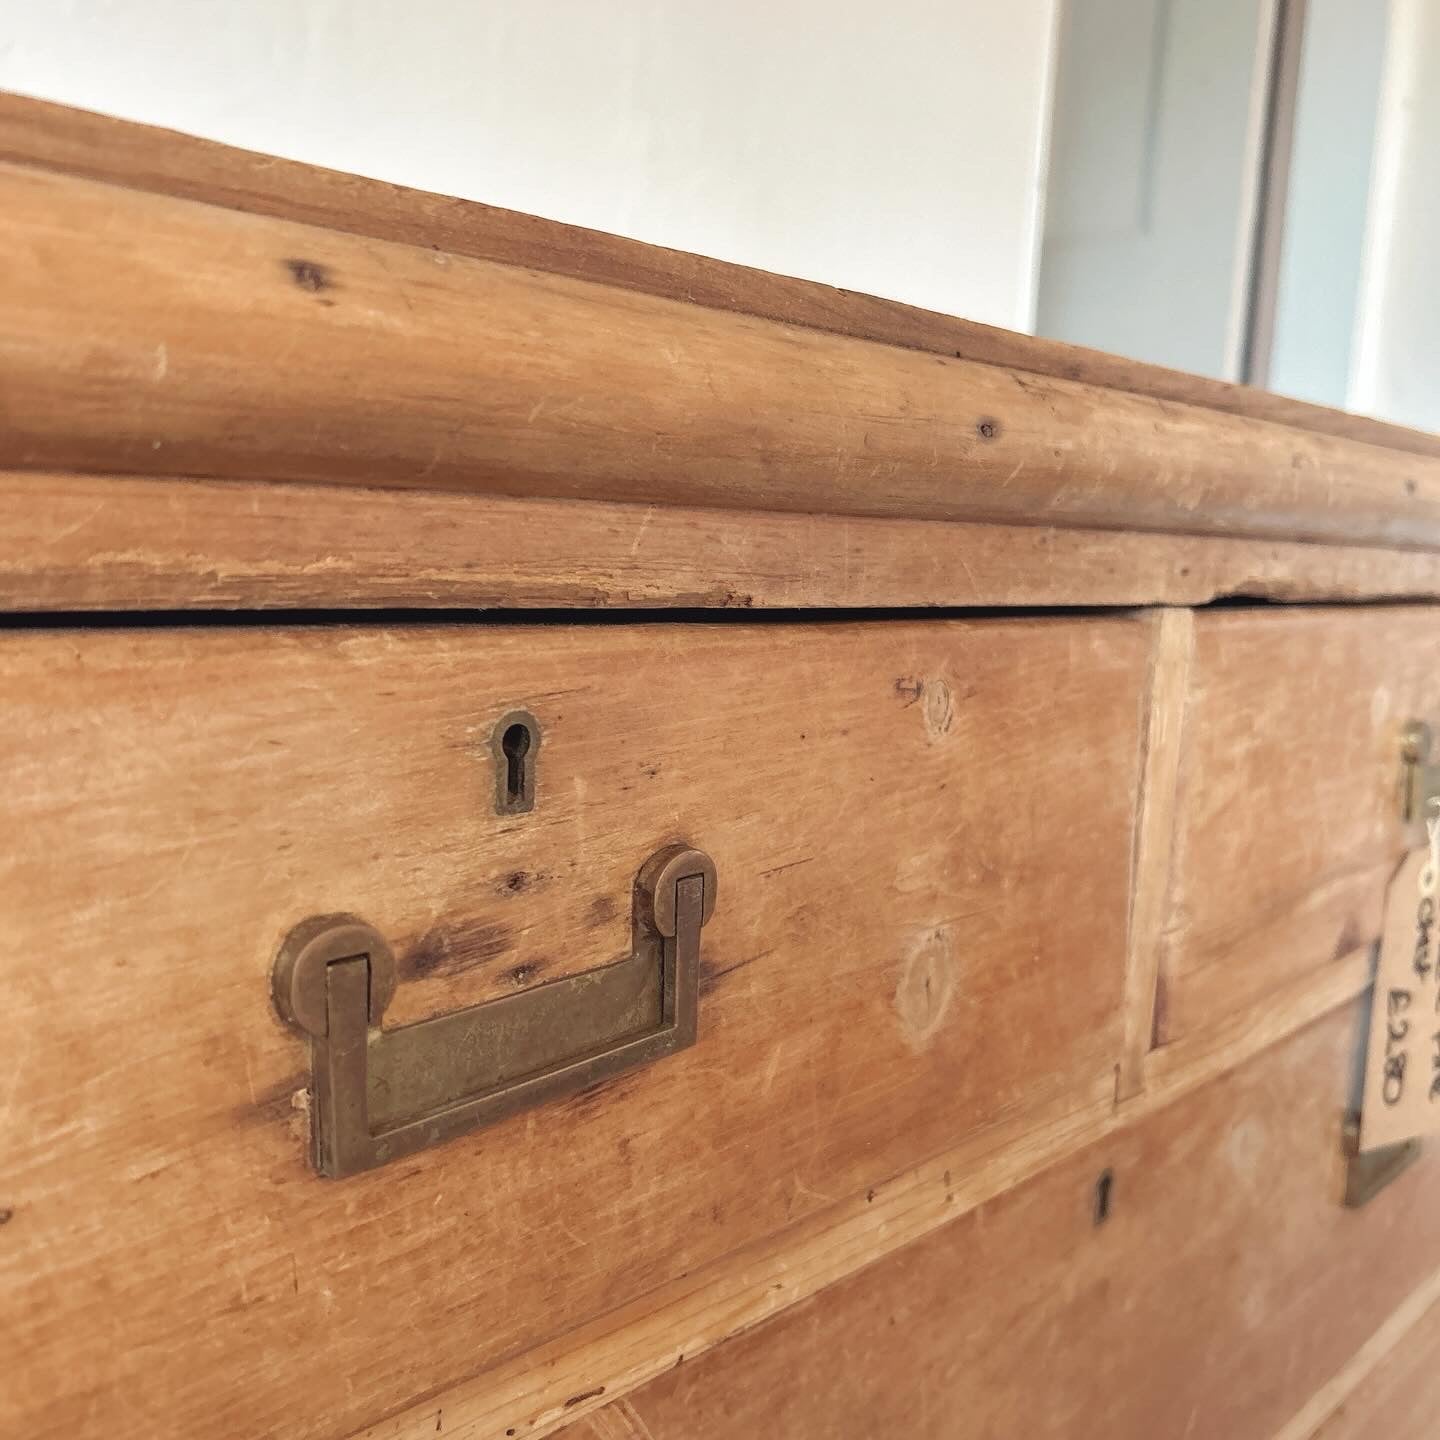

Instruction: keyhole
[493,711,540,814]
[1093,1169,1114,1226]
[503,724,530,800]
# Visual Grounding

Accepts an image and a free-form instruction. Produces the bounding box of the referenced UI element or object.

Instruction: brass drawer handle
[272,845,716,1177]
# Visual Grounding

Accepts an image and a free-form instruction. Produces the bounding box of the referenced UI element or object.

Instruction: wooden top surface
[2,89,1434,464]
[5,90,1440,611]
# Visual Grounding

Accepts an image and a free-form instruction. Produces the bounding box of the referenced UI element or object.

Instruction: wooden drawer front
[1309,1293,1440,1439]
[563,1005,1440,1440]
[2,616,1144,1440]
[1160,606,1440,1041]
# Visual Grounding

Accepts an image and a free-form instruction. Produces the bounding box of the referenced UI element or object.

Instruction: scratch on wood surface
[790,1172,839,1210]
[239,1041,259,1107]
[0,1024,29,1127]
[955,548,980,597]
[43,498,107,546]
[587,1398,659,1440]
[628,506,656,557]
[760,1044,784,1097]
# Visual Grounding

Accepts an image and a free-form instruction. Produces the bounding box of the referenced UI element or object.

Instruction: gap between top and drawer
[3,595,1440,632]
[7,475,1440,618]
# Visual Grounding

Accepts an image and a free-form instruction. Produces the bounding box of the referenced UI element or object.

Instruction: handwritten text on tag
[1361,824,1440,1151]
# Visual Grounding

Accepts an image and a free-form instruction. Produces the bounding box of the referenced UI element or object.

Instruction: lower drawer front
[2,616,1145,1440]
[564,1005,1440,1440]
[1311,1293,1440,1439]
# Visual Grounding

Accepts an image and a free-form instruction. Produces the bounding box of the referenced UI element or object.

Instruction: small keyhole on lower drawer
[1093,1169,1114,1226]
[493,711,540,815]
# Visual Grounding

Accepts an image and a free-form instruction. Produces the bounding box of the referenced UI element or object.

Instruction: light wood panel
[1159,607,1440,1041]
[4,163,1440,551]
[558,1006,1440,1440]
[358,949,1373,1440]
[1118,608,1194,1098]
[1274,1267,1440,1440]
[1308,1292,1440,1438]
[1,90,1435,464]
[0,616,1143,1440]
[16,472,1440,613]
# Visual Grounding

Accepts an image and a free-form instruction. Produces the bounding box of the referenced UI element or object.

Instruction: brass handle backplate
[273,845,716,1178]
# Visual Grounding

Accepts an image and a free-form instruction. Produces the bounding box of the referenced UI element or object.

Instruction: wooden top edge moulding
[3,89,1435,466]
[4,88,1440,615]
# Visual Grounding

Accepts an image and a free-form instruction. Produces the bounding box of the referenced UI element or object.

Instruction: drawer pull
[272,845,716,1177]
[1401,720,1440,834]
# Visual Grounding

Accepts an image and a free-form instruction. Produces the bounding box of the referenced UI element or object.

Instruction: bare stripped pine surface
[4,162,1440,552]
[1140,946,1372,1104]
[16,472,1440,613]
[2,90,1437,466]
[1,617,1143,1440]
[1159,606,1440,1042]
[1117,608,1194,1098]
[1274,1268,1440,1440]
[358,948,1373,1440]
[555,1008,1439,1440]
[5,88,1440,1440]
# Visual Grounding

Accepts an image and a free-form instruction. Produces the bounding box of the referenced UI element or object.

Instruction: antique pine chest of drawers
[6,92,1440,1440]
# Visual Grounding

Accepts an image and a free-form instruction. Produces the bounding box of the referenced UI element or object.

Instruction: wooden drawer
[3,615,1146,1440]
[560,1004,1440,1440]
[1309,1289,1440,1439]
[1159,607,1440,1041]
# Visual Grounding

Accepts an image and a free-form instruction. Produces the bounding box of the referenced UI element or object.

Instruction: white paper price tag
[1361,837,1440,1152]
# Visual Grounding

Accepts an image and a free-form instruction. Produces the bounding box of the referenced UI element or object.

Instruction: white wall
[1265,0,1389,411]
[1036,0,1274,381]
[1351,0,1440,433]
[0,0,1059,333]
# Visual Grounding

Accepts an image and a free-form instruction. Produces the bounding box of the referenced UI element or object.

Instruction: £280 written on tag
[1362,835,1440,1151]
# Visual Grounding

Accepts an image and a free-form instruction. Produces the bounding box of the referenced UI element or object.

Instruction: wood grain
[17,472,1440,613]
[0,616,1144,1440]
[1159,607,1440,1041]
[1118,608,1194,1098]
[558,1005,1440,1440]
[360,947,1372,1440]
[1307,1295,1440,1438]
[5,88,1435,1440]
[1142,946,1373,1104]
[1274,1266,1440,1439]
[5,163,1440,551]
[1,89,1435,464]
